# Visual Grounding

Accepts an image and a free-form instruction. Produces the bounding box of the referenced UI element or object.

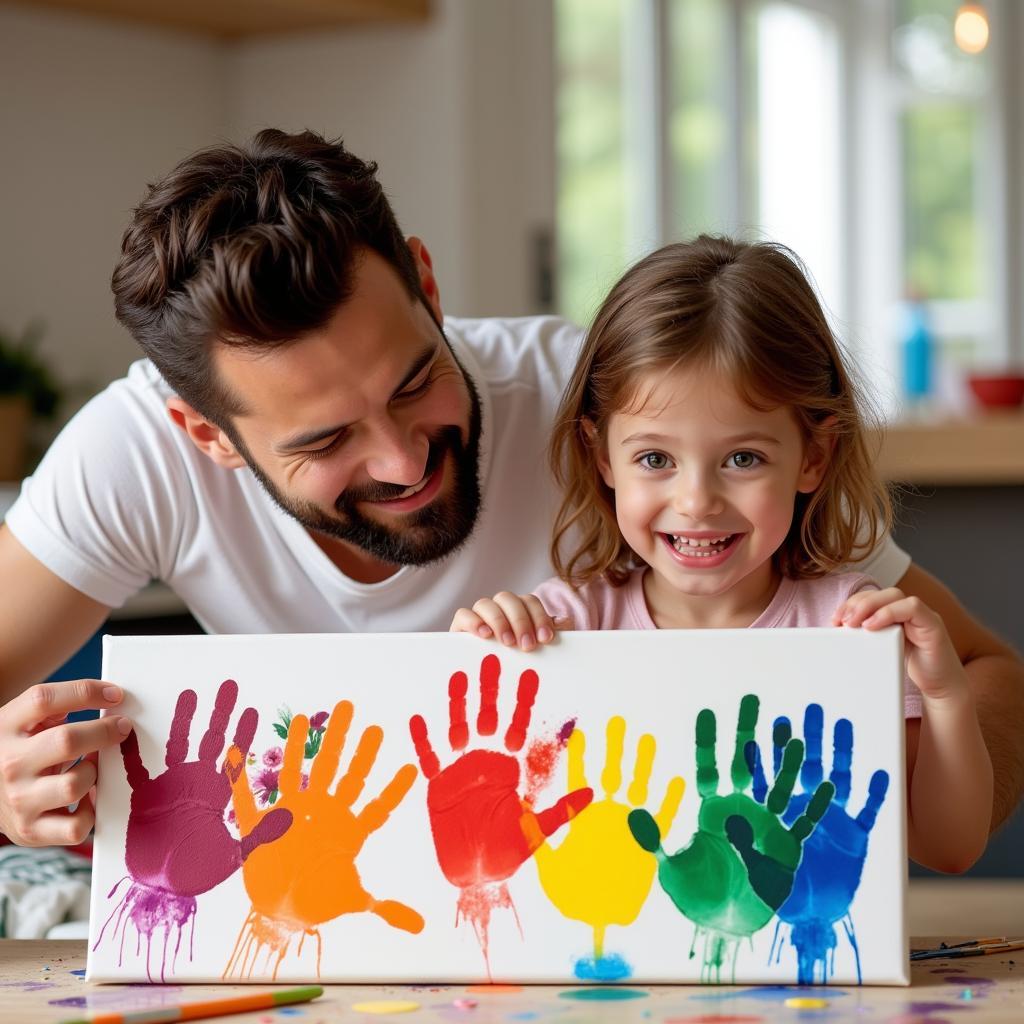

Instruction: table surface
[3,880,1023,1023]
[3,928,1024,1022]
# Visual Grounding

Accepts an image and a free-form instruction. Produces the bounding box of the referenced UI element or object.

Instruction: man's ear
[582,417,615,490]
[797,414,838,493]
[406,236,443,323]
[166,398,247,470]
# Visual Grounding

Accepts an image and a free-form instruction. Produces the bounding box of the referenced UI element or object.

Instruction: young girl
[451,235,991,874]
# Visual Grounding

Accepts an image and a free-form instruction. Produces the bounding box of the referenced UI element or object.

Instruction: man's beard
[237,370,483,568]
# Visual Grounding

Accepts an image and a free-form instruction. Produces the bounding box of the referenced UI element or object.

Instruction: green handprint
[628,694,833,981]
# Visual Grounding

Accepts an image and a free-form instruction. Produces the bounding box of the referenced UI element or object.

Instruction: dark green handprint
[628,695,834,981]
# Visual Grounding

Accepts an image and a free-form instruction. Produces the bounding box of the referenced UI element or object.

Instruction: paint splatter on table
[1,939,1023,1023]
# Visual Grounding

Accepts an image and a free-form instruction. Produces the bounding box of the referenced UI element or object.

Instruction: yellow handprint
[223,700,423,980]
[532,716,685,979]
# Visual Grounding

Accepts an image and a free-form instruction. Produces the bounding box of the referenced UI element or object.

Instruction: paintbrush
[911,940,1024,962]
[911,936,1007,959]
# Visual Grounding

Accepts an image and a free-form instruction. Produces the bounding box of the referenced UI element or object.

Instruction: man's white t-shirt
[5,316,911,634]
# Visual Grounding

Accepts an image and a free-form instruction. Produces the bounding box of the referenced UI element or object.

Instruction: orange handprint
[409,654,593,975]
[224,700,422,980]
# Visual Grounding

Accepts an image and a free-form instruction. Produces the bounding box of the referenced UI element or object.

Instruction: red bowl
[967,373,1024,409]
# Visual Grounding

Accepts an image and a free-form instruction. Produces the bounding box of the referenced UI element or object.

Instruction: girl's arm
[894,563,1024,833]
[836,588,993,873]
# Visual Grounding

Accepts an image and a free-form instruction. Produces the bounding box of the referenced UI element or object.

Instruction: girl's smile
[660,530,743,569]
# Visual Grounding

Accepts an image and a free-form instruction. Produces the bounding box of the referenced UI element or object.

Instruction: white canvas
[87,628,908,986]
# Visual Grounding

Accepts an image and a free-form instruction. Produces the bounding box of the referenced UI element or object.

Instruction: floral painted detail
[254,768,280,806]
[250,709,332,806]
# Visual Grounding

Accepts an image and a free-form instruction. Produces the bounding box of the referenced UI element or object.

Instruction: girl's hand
[450,592,560,652]
[833,588,968,703]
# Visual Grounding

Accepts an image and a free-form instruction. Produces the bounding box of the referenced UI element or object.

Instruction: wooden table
[3,880,1023,1023]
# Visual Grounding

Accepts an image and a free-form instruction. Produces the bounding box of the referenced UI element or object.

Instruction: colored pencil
[911,940,1024,962]
[57,984,323,1024]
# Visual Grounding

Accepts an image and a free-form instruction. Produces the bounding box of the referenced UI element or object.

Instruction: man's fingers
[19,802,96,848]
[21,715,133,777]
[11,680,124,730]
[30,760,99,817]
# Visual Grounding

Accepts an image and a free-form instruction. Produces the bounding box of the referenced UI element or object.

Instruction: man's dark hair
[112,128,423,424]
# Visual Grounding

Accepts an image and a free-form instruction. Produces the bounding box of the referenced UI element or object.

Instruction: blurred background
[0,0,1021,875]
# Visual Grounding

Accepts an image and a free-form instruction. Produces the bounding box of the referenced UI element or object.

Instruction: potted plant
[0,322,61,482]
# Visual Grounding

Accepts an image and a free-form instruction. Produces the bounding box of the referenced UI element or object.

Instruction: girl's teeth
[670,534,733,555]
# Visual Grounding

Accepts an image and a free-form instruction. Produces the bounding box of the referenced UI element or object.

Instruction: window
[556,0,1011,413]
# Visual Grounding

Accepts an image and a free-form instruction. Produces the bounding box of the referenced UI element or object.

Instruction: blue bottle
[903,302,933,408]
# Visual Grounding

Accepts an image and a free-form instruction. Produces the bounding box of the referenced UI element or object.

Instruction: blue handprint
[746,705,888,984]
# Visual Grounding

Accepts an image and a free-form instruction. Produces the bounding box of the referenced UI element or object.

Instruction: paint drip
[92,876,196,982]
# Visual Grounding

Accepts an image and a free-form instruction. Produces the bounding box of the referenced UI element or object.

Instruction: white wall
[0,4,226,390]
[0,0,557,403]
[226,0,555,318]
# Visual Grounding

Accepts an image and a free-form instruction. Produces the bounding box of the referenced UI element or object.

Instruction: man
[0,129,1020,849]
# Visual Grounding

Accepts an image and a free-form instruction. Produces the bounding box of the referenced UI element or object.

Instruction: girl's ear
[582,417,615,490]
[796,414,838,493]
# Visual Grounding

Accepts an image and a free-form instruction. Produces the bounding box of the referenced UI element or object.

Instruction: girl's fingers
[450,607,491,637]
[491,592,554,651]
[521,594,557,644]
[471,598,516,647]
[454,595,559,647]
[835,588,906,627]
[862,596,938,630]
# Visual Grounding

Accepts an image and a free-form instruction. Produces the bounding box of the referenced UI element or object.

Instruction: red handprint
[409,654,592,974]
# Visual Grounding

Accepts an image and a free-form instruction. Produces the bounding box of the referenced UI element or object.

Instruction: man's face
[213,250,482,567]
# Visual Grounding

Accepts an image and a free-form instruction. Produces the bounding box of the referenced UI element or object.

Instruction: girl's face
[597,364,829,628]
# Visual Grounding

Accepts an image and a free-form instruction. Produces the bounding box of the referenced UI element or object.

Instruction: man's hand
[0,679,132,845]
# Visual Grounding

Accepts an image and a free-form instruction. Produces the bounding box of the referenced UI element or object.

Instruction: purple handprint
[94,680,291,980]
